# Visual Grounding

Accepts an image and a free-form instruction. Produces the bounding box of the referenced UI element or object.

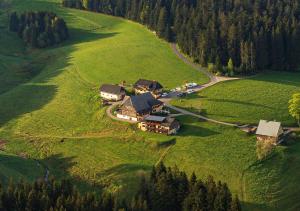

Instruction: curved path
[166,43,241,127]
[170,43,240,84]
[165,104,238,127]
[170,43,216,82]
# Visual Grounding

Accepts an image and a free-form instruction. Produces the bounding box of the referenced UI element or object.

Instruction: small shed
[256,120,284,145]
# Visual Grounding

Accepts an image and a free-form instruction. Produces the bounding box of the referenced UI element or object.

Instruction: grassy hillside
[0,151,44,184]
[0,0,300,210]
[172,72,300,126]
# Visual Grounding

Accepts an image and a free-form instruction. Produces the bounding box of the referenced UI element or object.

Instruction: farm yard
[0,0,300,210]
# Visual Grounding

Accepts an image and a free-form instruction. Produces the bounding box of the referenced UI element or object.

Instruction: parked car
[161,92,168,97]
[177,92,186,97]
[186,90,194,94]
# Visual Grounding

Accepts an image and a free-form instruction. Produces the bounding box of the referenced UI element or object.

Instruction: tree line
[62,0,300,75]
[0,162,241,211]
[9,11,69,48]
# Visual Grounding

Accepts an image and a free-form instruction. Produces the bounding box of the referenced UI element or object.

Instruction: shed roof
[100,84,124,95]
[256,120,282,137]
[145,115,166,122]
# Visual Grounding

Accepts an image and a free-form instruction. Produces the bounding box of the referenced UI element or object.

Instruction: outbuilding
[256,120,284,145]
[100,84,126,101]
[138,115,180,135]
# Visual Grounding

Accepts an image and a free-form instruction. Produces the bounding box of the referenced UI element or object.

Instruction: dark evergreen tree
[9,11,69,48]
[62,0,300,73]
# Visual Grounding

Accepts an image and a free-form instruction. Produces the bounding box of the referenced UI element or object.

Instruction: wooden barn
[116,92,163,122]
[256,120,284,145]
[133,79,163,98]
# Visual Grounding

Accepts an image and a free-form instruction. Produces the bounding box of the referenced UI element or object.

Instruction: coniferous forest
[0,163,241,211]
[63,0,300,74]
[9,12,69,48]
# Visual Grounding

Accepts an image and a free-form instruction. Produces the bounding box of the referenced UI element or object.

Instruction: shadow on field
[246,71,300,86]
[97,163,151,179]
[178,124,220,137]
[0,152,105,194]
[175,117,220,137]
[206,98,274,110]
[41,153,105,192]
[0,84,57,126]
[0,152,41,184]
[0,27,117,127]
[242,201,271,211]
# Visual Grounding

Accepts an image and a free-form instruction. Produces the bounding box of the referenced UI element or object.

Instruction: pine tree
[157,7,168,39]
[9,12,19,32]
[230,196,242,211]
[227,58,234,76]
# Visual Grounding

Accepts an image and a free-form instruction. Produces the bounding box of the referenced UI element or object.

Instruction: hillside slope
[0,1,299,210]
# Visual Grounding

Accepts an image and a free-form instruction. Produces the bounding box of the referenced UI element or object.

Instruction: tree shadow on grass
[0,152,105,194]
[97,163,151,179]
[0,84,57,126]
[242,201,272,211]
[246,71,300,87]
[205,98,274,110]
[0,27,118,127]
[180,93,274,110]
[97,163,152,197]
[177,124,220,137]
[41,153,105,193]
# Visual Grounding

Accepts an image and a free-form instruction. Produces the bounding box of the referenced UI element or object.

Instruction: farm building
[256,120,284,145]
[138,115,180,135]
[116,92,163,122]
[100,84,125,101]
[133,79,163,98]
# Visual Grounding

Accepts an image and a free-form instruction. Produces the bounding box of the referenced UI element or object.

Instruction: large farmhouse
[138,115,180,135]
[256,120,284,145]
[116,92,163,122]
[133,79,163,98]
[100,84,125,101]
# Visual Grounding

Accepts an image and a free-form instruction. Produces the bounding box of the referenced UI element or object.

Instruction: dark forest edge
[9,11,69,48]
[62,0,300,76]
[0,162,241,211]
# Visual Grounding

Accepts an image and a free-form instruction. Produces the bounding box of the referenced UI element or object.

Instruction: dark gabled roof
[123,92,163,114]
[133,79,163,91]
[100,84,125,95]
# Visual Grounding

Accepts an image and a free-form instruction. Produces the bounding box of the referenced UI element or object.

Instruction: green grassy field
[172,72,300,126]
[0,0,300,210]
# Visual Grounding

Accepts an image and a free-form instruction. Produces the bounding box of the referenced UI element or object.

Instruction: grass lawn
[172,72,300,126]
[0,0,300,210]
